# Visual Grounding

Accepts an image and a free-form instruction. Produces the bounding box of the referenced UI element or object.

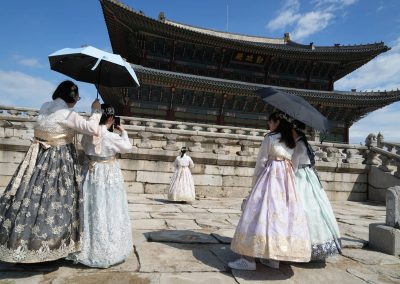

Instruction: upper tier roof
[100,0,390,58]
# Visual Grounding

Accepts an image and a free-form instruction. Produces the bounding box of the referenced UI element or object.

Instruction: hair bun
[277,112,294,124]
[101,104,115,117]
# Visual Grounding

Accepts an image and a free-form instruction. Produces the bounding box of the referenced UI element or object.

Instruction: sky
[0,0,399,144]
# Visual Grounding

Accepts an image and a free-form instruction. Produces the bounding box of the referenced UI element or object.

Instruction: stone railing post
[213,138,229,155]
[345,148,364,164]
[311,130,320,142]
[369,186,400,255]
[386,186,400,228]
[378,154,391,172]
[395,160,400,178]
[325,147,342,163]
[237,140,252,156]
[136,131,153,148]
[189,136,205,152]
[129,120,141,126]
[162,134,179,151]
[313,146,328,162]
[365,149,380,165]
[377,132,384,148]
[365,133,380,165]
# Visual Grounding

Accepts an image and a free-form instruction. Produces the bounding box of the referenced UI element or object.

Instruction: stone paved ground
[1,194,399,284]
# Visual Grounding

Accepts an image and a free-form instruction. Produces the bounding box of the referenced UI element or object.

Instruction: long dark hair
[52,80,79,104]
[294,120,315,166]
[268,112,295,149]
[180,146,187,158]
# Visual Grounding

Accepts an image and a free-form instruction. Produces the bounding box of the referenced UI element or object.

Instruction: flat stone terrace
[1,194,399,284]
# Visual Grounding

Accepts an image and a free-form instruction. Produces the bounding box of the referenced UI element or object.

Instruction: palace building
[98,0,400,142]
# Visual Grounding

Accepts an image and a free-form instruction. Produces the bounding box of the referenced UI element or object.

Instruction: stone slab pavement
[1,194,399,284]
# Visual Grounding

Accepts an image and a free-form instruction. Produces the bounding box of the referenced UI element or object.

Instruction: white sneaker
[260,259,280,269]
[228,258,256,271]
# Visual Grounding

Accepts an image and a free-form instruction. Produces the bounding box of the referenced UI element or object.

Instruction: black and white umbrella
[49,46,140,97]
[257,87,329,133]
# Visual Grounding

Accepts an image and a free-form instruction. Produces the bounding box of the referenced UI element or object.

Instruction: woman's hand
[91,99,101,110]
[115,124,125,132]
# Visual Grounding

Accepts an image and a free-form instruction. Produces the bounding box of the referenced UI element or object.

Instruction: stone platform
[1,194,399,284]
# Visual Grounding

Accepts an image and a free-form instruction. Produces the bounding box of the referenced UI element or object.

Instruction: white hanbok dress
[68,126,133,268]
[168,154,195,202]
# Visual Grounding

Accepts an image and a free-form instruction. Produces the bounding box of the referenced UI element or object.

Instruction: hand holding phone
[114,117,124,131]
[114,116,121,126]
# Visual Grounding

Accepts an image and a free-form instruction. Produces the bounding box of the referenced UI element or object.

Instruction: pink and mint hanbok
[231,133,311,262]
[292,138,341,261]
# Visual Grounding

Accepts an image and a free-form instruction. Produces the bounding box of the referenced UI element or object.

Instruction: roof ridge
[101,0,389,50]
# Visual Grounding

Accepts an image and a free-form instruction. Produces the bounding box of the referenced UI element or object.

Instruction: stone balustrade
[1,105,399,202]
[363,133,400,201]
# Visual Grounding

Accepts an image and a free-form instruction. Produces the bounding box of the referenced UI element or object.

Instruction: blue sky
[0,0,399,143]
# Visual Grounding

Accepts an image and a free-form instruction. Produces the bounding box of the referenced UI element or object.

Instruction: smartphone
[114,116,121,126]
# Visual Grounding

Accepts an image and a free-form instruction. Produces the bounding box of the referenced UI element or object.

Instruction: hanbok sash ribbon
[87,155,116,170]
[9,130,74,196]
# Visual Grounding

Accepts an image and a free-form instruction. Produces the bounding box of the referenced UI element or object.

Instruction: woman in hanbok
[167,147,195,203]
[0,80,102,263]
[229,112,311,270]
[68,104,133,268]
[292,121,341,261]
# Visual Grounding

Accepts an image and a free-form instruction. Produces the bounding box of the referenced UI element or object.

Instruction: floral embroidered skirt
[168,167,195,202]
[67,160,133,268]
[296,167,341,261]
[0,143,83,263]
[231,160,311,262]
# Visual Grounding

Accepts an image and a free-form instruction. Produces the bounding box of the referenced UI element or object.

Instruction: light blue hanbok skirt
[68,159,133,268]
[296,166,341,261]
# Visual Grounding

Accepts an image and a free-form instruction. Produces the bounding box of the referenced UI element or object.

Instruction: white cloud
[0,70,55,108]
[312,0,357,9]
[13,55,43,68]
[349,102,400,144]
[335,37,400,91]
[291,11,334,41]
[265,0,300,31]
[335,37,400,144]
[0,70,101,114]
[266,0,358,41]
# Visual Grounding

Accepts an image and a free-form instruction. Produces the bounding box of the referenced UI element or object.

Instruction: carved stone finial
[377,132,384,148]
[365,133,377,147]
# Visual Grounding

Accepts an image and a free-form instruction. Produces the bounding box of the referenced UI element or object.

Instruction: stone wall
[2,105,398,201]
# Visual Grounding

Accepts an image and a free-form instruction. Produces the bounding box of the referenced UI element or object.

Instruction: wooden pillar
[217,93,227,125]
[343,123,349,143]
[166,86,176,120]
[328,77,334,91]
[122,88,131,116]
